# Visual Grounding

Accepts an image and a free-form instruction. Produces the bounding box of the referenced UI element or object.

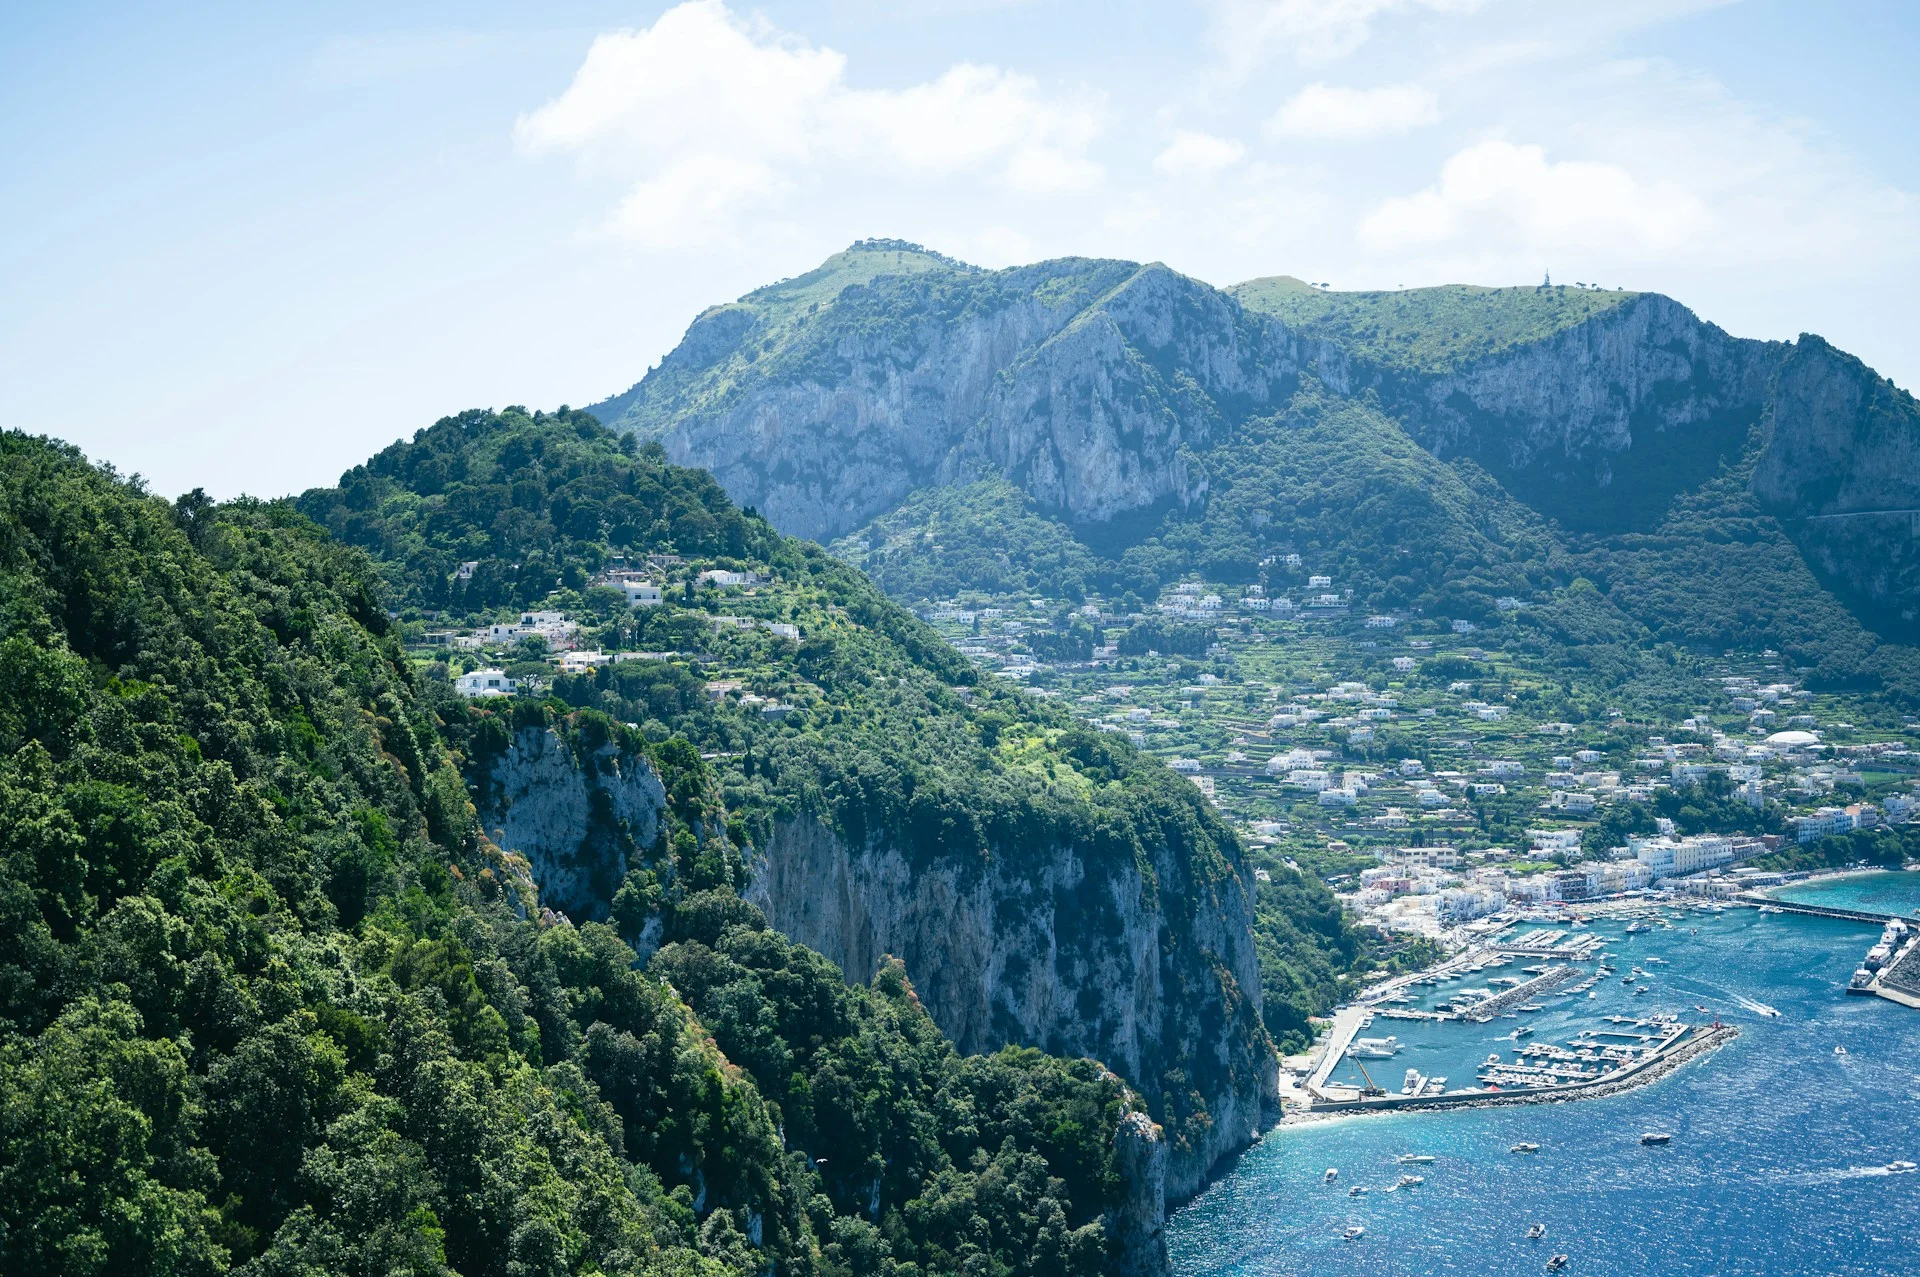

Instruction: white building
[455,668,515,698]
[619,580,664,607]
[1318,787,1358,807]
[1309,574,1333,589]
[1385,846,1461,869]
[1794,807,1856,844]
[1632,835,1734,878]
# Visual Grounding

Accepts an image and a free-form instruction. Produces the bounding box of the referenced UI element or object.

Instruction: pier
[1306,1022,1739,1115]
[1455,965,1579,1020]
[1737,893,1902,925]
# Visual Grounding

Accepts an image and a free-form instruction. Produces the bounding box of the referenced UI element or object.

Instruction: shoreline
[1280,1023,1740,1127]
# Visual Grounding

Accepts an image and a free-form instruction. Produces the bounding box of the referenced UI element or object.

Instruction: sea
[1167,871,1920,1277]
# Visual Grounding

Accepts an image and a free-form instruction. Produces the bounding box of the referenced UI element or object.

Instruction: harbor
[1170,895,1920,1277]
[1297,871,1920,1117]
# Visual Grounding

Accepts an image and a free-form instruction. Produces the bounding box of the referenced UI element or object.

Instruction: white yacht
[1397,1154,1436,1165]
[1511,1143,1541,1154]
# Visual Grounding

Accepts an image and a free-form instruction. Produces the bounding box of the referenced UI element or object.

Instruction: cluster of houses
[1342,827,1795,935]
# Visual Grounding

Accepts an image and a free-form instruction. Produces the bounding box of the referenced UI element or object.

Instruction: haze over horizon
[5,0,1917,499]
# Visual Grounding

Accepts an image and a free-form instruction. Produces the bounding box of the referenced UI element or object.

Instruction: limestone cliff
[477,726,666,921]
[743,812,1276,1204]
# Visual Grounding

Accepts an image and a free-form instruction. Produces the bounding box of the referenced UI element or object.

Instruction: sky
[3,0,1917,500]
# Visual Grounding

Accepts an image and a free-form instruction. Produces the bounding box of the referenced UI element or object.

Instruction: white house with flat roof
[455,668,515,697]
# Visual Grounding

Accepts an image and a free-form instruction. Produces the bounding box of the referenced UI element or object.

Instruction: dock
[1455,965,1579,1020]
[1306,1022,1738,1115]
[1736,893,1903,925]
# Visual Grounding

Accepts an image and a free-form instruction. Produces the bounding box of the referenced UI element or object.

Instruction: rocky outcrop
[478,727,666,920]
[950,265,1322,522]
[1366,294,1778,510]
[743,813,1276,1206]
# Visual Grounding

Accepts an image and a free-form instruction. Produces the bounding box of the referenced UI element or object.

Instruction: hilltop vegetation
[1229,276,1641,373]
[0,429,1161,1277]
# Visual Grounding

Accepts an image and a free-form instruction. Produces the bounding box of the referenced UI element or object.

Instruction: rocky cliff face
[478,726,666,920]
[1361,295,1778,522]
[743,812,1275,1204]
[600,254,1342,541]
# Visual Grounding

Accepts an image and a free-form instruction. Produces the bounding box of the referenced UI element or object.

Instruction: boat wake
[1729,994,1782,1018]
[1774,1165,1909,1186]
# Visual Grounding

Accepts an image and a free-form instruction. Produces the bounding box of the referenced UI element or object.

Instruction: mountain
[293,407,1324,1214]
[589,241,1920,704]
[0,425,1271,1277]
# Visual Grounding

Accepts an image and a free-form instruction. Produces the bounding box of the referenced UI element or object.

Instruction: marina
[1170,887,1920,1277]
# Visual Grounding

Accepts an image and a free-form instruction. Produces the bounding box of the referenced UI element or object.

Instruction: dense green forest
[0,430,1155,1276]
[297,408,1350,1184]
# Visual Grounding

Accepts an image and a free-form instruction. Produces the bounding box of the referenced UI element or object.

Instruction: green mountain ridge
[588,242,1920,704]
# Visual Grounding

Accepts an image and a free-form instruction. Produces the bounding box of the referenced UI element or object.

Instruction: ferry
[1640,1132,1672,1146]
[1344,1226,1365,1242]
[1511,1142,1541,1154]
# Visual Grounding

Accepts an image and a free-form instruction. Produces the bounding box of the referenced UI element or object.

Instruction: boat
[1511,1142,1541,1153]
[1887,1161,1917,1173]
[1344,1226,1365,1242]
[1324,1168,1339,1182]
[1394,1174,1424,1188]
[1835,1045,1849,1056]
[1640,1132,1672,1146]
[1398,1154,1436,1164]
[1513,1026,1534,1038]
[1527,1223,1547,1240]
[1546,1255,1570,1272]
[1625,922,1650,934]
[1348,1184,1368,1196]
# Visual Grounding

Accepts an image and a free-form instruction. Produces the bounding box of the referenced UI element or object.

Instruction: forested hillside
[0,430,1169,1277]
[295,408,1375,1207]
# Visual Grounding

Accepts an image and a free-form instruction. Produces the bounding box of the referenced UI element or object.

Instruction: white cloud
[516,0,1105,246]
[1203,0,1486,71]
[1154,130,1246,178]
[1359,140,1714,258]
[1269,82,1439,139]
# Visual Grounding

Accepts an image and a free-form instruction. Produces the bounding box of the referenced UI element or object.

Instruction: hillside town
[917,572,1920,944]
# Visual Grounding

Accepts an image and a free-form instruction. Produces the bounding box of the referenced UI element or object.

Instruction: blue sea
[1167,882,1920,1276]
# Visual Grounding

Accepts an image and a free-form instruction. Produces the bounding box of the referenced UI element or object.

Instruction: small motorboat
[1527,1223,1547,1241]
[1394,1174,1425,1189]
[1887,1161,1917,1173]
[1640,1132,1672,1146]
[1834,1045,1848,1056]
[1324,1167,1339,1182]
[1511,1142,1540,1154]
[1343,1226,1365,1242]
[1397,1154,1436,1164]
[1348,1184,1368,1196]
[1546,1255,1570,1272]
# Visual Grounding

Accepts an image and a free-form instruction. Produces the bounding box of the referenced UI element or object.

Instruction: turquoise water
[1773,869,1920,917]
[1168,906,1920,1276]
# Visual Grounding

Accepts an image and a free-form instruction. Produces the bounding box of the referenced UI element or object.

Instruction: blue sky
[4,0,1916,499]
